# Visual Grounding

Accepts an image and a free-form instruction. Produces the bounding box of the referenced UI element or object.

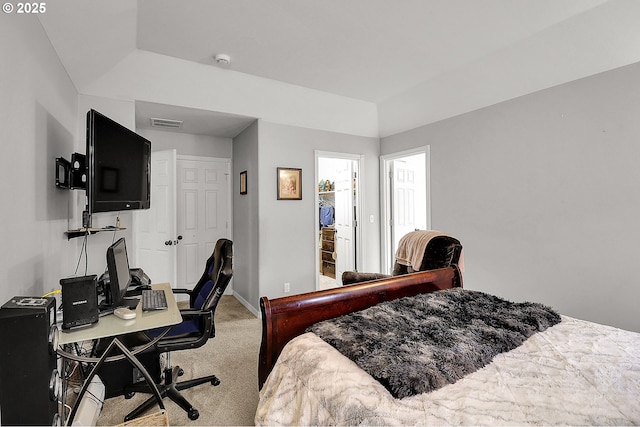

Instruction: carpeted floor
[97,296,261,426]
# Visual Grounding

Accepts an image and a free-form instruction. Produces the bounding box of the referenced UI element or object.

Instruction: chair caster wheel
[178,368,184,376]
[124,392,135,399]
[211,377,220,386]
[188,409,199,420]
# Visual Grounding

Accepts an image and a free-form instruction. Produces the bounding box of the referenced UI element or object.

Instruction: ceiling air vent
[150,118,183,129]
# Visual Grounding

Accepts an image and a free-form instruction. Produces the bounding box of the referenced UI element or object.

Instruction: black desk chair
[125,238,233,421]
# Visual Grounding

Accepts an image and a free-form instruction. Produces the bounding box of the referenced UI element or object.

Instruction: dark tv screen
[87,109,151,214]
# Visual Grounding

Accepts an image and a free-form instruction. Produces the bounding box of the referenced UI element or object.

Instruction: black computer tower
[93,334,161,399]
[0,297,60,426]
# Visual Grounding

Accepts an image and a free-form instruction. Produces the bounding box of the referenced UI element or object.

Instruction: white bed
[255,269,640,426]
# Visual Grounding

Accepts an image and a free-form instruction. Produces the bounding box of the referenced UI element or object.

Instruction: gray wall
[245,121,380,309]
[232,121,260,310]
[382,62,640,332]
[139,128,233,158]
[0,15,79,304]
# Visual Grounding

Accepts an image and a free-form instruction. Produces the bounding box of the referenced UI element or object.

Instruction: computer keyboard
[141,289,168,311]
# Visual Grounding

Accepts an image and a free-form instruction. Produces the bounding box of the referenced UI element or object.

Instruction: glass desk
[56,282,182,424]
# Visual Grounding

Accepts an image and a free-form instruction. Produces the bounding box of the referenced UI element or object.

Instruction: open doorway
[315,152,362,290]
[381,147,430,274]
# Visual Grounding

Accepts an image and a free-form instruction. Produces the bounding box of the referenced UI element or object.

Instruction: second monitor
[103,237,138,310]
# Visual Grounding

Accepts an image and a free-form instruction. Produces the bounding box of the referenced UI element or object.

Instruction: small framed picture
[277,167,302,200]
[240,170,247,195]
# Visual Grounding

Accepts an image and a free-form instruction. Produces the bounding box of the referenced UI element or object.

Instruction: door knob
[165,236,183,246]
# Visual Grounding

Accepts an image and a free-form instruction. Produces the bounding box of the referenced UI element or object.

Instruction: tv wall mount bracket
[55,152,86,190]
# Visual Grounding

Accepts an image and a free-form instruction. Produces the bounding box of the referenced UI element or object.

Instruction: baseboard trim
[232,292,260,318]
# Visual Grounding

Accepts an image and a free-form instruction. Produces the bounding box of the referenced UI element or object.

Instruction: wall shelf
[65,227,126,240]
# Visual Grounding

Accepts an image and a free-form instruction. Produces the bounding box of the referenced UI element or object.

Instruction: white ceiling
[38,0,640,138]
[136,0,606,103]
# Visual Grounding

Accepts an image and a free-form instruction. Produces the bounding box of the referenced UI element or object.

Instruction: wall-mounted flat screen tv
[86,109,151,214]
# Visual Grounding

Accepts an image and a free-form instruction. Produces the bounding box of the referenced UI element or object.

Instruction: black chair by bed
[342,231,462,285]
[124,238,233,422]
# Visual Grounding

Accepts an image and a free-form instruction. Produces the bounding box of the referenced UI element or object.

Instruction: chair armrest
[170,288,192,295]
[178,308,208,317]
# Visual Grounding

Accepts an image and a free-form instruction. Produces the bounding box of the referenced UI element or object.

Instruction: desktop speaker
[0,296,61,426]
[61,275,99,330]
[70,152,86,190]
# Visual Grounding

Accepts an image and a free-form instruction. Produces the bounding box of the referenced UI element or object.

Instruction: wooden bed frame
[258,266,463,388]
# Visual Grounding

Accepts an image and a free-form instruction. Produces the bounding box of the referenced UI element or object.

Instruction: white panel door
[134,149,177,287]
[176,157,231,291]
[391,159,418,255]
[334,160,354,285]
[389,154,427,265]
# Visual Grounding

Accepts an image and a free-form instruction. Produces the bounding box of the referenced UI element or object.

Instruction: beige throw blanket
[395,230,464,271]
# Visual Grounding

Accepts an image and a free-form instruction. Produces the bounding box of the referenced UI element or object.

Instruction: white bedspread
[255,316,640,426]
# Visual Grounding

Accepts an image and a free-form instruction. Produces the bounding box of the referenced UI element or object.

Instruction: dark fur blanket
[306,288,561,399]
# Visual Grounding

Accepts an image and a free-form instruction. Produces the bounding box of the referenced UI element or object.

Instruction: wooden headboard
[258,266,463,389]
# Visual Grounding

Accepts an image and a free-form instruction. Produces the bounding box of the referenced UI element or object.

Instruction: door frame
[380,146,431,274]
[314,150,364,289]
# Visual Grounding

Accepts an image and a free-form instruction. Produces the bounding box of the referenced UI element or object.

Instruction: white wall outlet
[284,282,290,293]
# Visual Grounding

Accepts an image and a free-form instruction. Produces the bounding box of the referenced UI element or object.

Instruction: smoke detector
[150,118,183,129]
[214,53,231,65]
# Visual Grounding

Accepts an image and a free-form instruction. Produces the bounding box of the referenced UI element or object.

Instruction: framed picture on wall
[277,167,302,200]
[240,170,247,195]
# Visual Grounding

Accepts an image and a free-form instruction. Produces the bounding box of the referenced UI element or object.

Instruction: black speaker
[55,157,71,189]
[0,297,60,426]
[60,275,99,330]
[70,152,86,190]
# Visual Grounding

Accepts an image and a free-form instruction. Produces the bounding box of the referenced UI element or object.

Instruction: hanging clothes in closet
[319,195,335,228]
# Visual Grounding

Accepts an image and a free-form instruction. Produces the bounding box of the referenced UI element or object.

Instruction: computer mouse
[114,307,137,320]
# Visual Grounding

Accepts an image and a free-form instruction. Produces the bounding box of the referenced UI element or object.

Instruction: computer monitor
[105,237,132,307]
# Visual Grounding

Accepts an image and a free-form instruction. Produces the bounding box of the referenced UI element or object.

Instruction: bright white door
[134,149,177,286]
[176,157,231,291]
[391,159,419,255]
[383,151,428,273]
[334,160,355,285]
